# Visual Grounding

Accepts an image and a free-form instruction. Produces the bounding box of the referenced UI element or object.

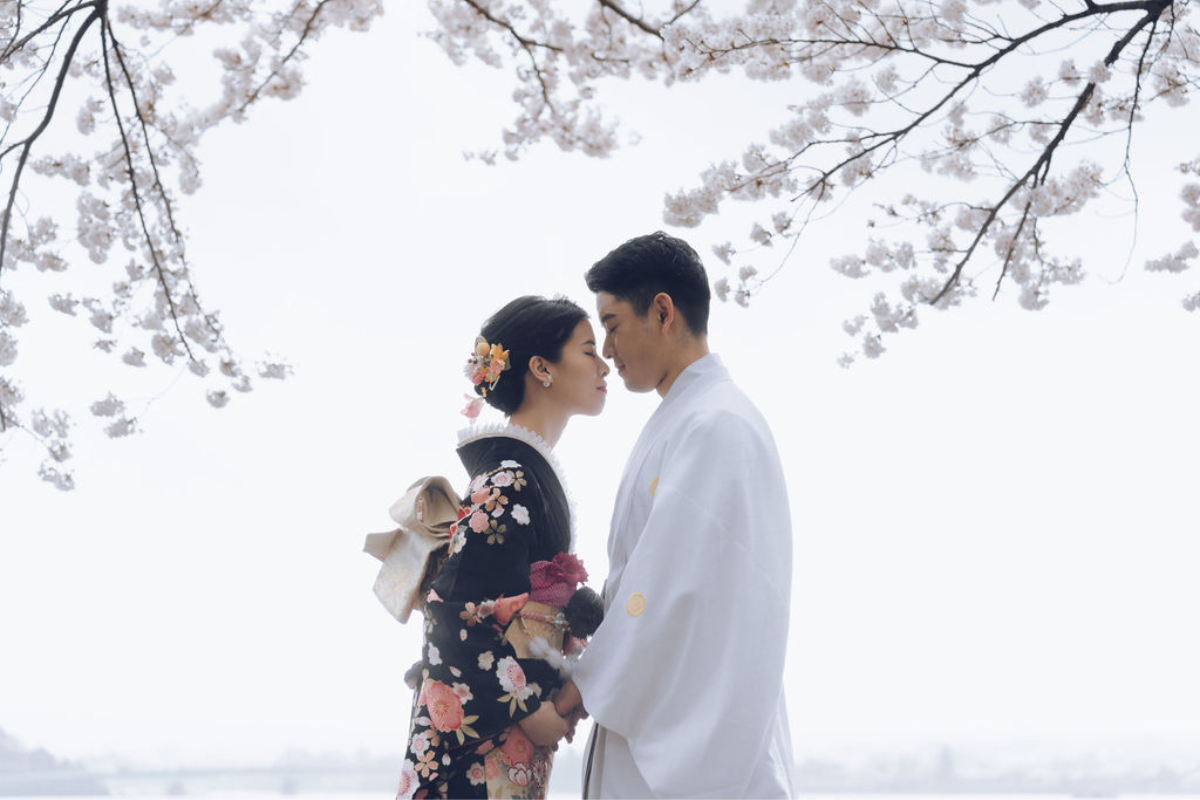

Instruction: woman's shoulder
[456,424,557,483]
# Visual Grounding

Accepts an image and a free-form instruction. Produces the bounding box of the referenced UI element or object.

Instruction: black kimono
[397,426,573,799]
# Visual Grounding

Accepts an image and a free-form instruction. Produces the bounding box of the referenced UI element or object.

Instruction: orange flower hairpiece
[461,336,510,422]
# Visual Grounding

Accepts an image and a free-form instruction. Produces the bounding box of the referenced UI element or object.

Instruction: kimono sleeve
[418,462,560,745]
[572,410,793,798]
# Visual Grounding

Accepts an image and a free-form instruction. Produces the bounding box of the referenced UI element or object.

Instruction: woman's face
[549,318,610,417]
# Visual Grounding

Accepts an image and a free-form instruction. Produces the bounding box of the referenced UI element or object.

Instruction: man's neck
[656,340,710,398]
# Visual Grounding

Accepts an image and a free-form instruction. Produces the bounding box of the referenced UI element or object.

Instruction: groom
[555,232,796,797]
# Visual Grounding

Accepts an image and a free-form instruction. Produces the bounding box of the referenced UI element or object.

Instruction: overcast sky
[1,0,1198,775]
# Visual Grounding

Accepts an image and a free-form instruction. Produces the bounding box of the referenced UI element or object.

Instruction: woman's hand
[517,702,571,748]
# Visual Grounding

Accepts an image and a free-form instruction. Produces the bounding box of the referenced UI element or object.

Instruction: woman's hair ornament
[461,336,511,422]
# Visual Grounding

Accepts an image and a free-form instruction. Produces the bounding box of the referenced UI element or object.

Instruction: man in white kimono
[554,232,796,798]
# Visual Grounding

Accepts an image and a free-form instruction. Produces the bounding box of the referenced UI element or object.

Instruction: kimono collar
[656,353,728,416]
[455,421,578,547]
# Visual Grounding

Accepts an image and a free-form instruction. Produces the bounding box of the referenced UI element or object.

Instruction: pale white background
[1,0,1197,773]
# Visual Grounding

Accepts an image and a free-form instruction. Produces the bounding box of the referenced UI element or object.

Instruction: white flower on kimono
[478,650,495,670]
[511,505,530,526]
[500,460,521,469]
[460,628,468,642]
[496,657,529,697]
[427,644,442,666]
[452,682,474,703]
[450,528,466,554]
[507,764,532,788]
[467,761,486,786]
[492,471,513,487]
[410,732,430,755]
[496,656,534,715]
[449,666,462,678]
[396,759,419,800]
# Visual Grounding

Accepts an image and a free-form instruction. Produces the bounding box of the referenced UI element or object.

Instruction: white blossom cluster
[1,0,370,487]
[428,0,1197,363]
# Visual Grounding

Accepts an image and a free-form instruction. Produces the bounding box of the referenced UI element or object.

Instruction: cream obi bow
[363,475,459,623]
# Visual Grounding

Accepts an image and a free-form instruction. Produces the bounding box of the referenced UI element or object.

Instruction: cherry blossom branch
[595,0,662,38]
[0,3,101,285]
[931,0,1168,302]
[99,14,195,360]
[235,0,334,115]
[1,0,88,61]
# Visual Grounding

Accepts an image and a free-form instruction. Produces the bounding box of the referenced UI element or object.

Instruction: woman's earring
[542,379,552,388]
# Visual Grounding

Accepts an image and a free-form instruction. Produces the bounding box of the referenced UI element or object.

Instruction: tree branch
[595,0,663,38]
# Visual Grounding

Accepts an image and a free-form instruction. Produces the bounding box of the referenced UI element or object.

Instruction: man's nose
[602,336,615,361]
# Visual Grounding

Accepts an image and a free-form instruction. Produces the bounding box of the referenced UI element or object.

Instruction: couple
[395,233,795,799]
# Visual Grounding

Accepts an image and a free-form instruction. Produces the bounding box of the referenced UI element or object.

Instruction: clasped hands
[516,679,587,748]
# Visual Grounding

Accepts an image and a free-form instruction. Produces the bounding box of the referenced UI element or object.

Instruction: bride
[397,295,608,799]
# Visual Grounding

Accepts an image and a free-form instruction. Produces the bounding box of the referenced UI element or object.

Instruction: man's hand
[553,679,585,718]
[517,702,571,748]
[564,704,589,744]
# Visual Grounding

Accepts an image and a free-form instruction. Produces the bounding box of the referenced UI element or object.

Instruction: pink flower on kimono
[466,761,486,786]
[484,755,501,780]
[500,726,534,767]
[507,764,532,787]
[396,759,419,799]
[451,682,473,703]
[492,594,528,626]
[492,471,513,488]
[470,486,491,505]
[410,731,430,755]
[468,511,490,533]
[475,738,496,756]
[424,681,465,733]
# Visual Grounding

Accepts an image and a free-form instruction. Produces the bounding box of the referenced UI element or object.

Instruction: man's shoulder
[680,377,770,434]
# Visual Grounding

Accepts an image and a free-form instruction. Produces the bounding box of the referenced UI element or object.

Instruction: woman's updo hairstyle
[474,296,588,416]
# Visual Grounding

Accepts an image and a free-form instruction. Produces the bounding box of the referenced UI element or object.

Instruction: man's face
[595,291,664,393]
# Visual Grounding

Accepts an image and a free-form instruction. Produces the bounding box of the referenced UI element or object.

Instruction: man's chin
[618,375,655,394]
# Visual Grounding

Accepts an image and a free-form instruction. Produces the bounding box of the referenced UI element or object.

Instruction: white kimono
[573,354,796,798]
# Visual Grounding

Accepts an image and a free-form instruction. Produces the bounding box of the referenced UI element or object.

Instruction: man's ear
[650,292,675,333]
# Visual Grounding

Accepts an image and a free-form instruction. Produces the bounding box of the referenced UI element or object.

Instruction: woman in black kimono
[397,296,609,799]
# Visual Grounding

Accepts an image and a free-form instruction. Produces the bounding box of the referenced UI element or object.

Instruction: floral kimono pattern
[398,430,573,800]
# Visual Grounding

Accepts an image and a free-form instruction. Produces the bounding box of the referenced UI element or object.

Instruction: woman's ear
[528,355,551,383]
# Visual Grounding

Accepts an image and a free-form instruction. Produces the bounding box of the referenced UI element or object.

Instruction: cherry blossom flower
[496,656,533,701]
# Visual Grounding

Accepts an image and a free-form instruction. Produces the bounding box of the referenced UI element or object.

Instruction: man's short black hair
[585,231,711,335]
